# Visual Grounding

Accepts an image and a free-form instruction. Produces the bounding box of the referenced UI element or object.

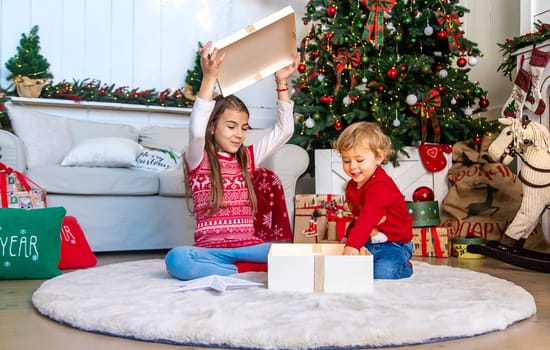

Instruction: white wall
[0,0,539,124]
[0,0,307,127]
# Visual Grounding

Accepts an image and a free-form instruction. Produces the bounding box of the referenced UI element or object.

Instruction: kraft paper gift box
[293,194,350,243]
[212,6,297,96]
[412,226,450,258]
[268,243,373,293]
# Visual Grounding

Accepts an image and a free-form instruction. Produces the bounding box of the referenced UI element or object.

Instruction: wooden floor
[2,249,550,350]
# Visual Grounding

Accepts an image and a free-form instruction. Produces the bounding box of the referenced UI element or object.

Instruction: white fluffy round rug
[32,259,536,349]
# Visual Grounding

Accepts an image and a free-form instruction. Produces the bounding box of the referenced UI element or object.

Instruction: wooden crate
[314,147,451,203]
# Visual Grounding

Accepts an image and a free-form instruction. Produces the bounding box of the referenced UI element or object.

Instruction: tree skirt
[32,260,536,349]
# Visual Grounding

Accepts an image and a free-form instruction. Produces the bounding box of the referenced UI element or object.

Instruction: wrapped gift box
[412,226,450,257]
[212,6,297,96]
[268,243,373,293]
[293,194,351,243]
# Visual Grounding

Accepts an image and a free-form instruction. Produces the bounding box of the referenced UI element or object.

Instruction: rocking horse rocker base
[467,242,550,273]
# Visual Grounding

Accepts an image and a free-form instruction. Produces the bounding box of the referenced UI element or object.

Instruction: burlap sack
[440,136,523,241]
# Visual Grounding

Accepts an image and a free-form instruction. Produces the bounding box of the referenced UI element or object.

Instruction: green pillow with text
[0,207,66,279]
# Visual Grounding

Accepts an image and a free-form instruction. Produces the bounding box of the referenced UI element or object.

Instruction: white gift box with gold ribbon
[268,243,373,293]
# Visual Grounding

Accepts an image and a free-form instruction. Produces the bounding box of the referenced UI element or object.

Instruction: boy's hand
[342,246,360,256]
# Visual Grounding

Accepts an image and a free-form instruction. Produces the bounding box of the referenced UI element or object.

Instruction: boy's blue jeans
[165,243,271,280]
[365,241,414,279]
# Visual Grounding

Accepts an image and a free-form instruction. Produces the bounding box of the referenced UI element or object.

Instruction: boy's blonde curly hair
[333,121,394,164]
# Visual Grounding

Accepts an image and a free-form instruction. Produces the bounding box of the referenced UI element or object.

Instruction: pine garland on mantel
[498,21,550,79]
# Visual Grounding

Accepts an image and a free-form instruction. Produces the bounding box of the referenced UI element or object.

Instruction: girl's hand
[197,41,225,101]
[199,41,225,80]
[275,53,300,83]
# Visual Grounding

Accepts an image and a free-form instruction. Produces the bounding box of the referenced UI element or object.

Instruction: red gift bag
[58,216,97,269]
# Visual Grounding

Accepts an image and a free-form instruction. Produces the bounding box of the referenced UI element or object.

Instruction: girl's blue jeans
[365,241,414,279]
[165,243,271,280]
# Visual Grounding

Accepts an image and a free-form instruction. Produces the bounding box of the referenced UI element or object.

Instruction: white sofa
[0,101,309,252]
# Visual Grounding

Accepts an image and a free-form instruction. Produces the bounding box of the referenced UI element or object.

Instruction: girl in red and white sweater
[165,41,298,280]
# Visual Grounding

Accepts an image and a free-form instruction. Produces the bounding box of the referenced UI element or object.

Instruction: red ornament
[377,85,385,92]
[327,6,337,17]
[298,63,307,74]
[479,97,490,108]
[320,95,328,103]
[351,95,360,103]
[457,57,467,67]
[387,67,399,79]
[437,85,445,93]
[434,63,443,72]
[334,119,343,130]
[474,135,482,145]
[412,186,435,202]
[436,30,447,41]
[400,64,408,72]
[327,95,335,104]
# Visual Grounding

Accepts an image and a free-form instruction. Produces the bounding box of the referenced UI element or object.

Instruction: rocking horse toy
[467,116,550,272]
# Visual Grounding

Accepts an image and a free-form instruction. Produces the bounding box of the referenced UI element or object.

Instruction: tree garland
[498,21,550,80]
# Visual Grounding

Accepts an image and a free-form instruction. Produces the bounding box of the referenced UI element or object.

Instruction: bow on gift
[361,0,396,46]
[334,47,361,93]
[0,163,33,208]
[435,9,467,54]
[409,89,442,143]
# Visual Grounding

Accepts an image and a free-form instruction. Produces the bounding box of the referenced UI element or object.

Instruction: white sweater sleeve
[185,97,215,170]
[253,99,295,166]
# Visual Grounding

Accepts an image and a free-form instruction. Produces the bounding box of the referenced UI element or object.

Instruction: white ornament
[424,22,433,36]
[468,56,478,66]
[393,118,401,127]
[464,105,473,116]
[383,11,392,19]
[439,69,448,78]
[406,94,418,105]
[387,22,396,33]
[343,95,352,106]
[451,97,457,105]
[317,74,325,82]
[362,77,368,83]
[305,117,315,128]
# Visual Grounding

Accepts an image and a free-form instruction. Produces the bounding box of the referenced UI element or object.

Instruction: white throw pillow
[61,137,143,167]
[6,103,74,167]
[133,147,182,172]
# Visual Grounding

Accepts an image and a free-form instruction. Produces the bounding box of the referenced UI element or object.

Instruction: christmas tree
[291,0,499,162]
[5,25,53,81]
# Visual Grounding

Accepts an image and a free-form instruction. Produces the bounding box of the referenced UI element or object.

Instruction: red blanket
[252,168,292,242]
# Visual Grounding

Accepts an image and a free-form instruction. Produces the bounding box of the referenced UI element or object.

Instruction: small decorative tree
[5,25,53,97]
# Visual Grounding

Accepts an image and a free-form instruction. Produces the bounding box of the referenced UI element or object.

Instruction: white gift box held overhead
[268,243,373,293]
[212,6,297,96]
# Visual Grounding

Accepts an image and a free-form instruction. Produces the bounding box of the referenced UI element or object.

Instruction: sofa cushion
[6,103,74,168]
[26,166,159,195]
[69,118,139,144]
[133,147,182,172]
[61,137,143,168]
[139,126,188,153]
[158,168,185,196]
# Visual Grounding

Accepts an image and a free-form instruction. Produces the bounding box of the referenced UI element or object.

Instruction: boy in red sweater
[334,122,413,279]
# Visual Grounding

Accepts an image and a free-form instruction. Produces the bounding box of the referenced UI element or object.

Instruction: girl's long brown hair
[184,95,258,216]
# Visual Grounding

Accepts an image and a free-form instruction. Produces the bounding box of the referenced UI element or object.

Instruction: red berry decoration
[298,63,307,74]
[327,6,337,17]
[457,57,467,67]
[412,186,434,202]
[479,97,490,108]
[387,67,399,79]
[334,119,342,130]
